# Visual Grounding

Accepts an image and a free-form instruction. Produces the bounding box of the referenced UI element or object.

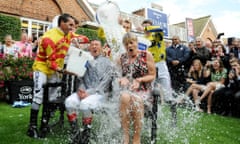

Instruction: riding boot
[67,113,80,144]
[26,109,39,138]
[80,117,92,144]
[70,120,81,144]
[39,108,50,138]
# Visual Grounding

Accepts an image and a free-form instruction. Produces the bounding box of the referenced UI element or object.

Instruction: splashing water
[43,83,203,144]
[82,89,203,144]
[89,97,122,144]
[77,59,202,144]
[155,90,203,144]
[71,0,204,143]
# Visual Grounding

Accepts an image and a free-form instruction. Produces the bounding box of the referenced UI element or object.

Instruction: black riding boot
[69,120,81,144]
[27,109,39,138]
[39,108,50,138]
[80,117,92,144]
[80,124,91,144]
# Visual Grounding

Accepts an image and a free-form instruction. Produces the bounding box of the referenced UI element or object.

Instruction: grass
[157,105,240,144]
[0,101,240,144]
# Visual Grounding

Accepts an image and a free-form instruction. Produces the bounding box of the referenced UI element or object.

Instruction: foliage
[76,27,106,44]
[0,54,34,88]
[0,14,21,43]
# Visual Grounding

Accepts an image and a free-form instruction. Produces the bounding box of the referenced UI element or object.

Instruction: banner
[185,18,195,42]
[5,80,33,104]
[146,8,168,37]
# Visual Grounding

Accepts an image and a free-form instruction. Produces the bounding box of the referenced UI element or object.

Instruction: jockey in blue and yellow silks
[144,26,166,63]
[142,20,174,103]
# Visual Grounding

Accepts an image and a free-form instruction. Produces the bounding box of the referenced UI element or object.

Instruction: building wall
[201,23,216,42]
[0,0,22,16]
[0,0,89,22]
[55,0,89,22]
[132,8,145,17]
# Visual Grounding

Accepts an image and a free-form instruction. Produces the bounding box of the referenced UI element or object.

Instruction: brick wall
[56,0,89,22]
[21,0,61,21]
[0,0,23,16]
[0,0,90,22]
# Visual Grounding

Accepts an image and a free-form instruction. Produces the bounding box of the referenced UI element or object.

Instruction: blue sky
[87,0,240,38]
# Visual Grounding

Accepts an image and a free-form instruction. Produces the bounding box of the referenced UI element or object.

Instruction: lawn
[0,101,240,144]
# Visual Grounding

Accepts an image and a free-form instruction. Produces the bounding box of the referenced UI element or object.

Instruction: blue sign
[146,8,168,37]
[138,42,147,50]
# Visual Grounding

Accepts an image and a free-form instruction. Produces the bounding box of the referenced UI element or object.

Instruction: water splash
[155,90,203,144]
[71,73,202,144]
[43,66,203,144]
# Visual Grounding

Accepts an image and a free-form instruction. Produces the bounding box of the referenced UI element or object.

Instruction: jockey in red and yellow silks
[32,27,89,76]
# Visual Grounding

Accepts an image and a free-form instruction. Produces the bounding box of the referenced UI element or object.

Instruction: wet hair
[142,19,153,26]
[122,32,137,45]
[90,38,102,46]
[57,13,73,26]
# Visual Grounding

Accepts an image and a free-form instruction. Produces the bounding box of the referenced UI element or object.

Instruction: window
[20,17,51,39]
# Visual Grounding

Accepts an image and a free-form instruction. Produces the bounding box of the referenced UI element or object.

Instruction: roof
[173,15,213,37]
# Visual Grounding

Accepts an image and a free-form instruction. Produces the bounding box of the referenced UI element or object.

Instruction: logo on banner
[20,86,32,94]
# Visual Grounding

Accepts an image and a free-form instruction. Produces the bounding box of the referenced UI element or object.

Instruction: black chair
[150,88,160,144]
[147,67,177,144]
[40,82,66,138]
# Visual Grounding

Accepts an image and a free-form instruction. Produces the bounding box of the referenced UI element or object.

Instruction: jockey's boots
[39,108,50,138]
[70,120,81,144]
[26,109,39,138]
[80,117,92,144]
[80,124,91,144]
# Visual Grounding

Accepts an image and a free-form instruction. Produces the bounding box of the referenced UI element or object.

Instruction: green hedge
[0,14,21,43]
[76,27,105,44]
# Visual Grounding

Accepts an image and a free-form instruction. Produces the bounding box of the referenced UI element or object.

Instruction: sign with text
[146,8,168,37]
[6,80,33,104]
[186,18,195,42]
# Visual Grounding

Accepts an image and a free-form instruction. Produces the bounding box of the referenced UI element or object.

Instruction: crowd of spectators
[169,36,240,117]
[0,31,40,58]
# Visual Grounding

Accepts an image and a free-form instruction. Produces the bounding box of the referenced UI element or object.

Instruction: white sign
[66,46,93,77]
